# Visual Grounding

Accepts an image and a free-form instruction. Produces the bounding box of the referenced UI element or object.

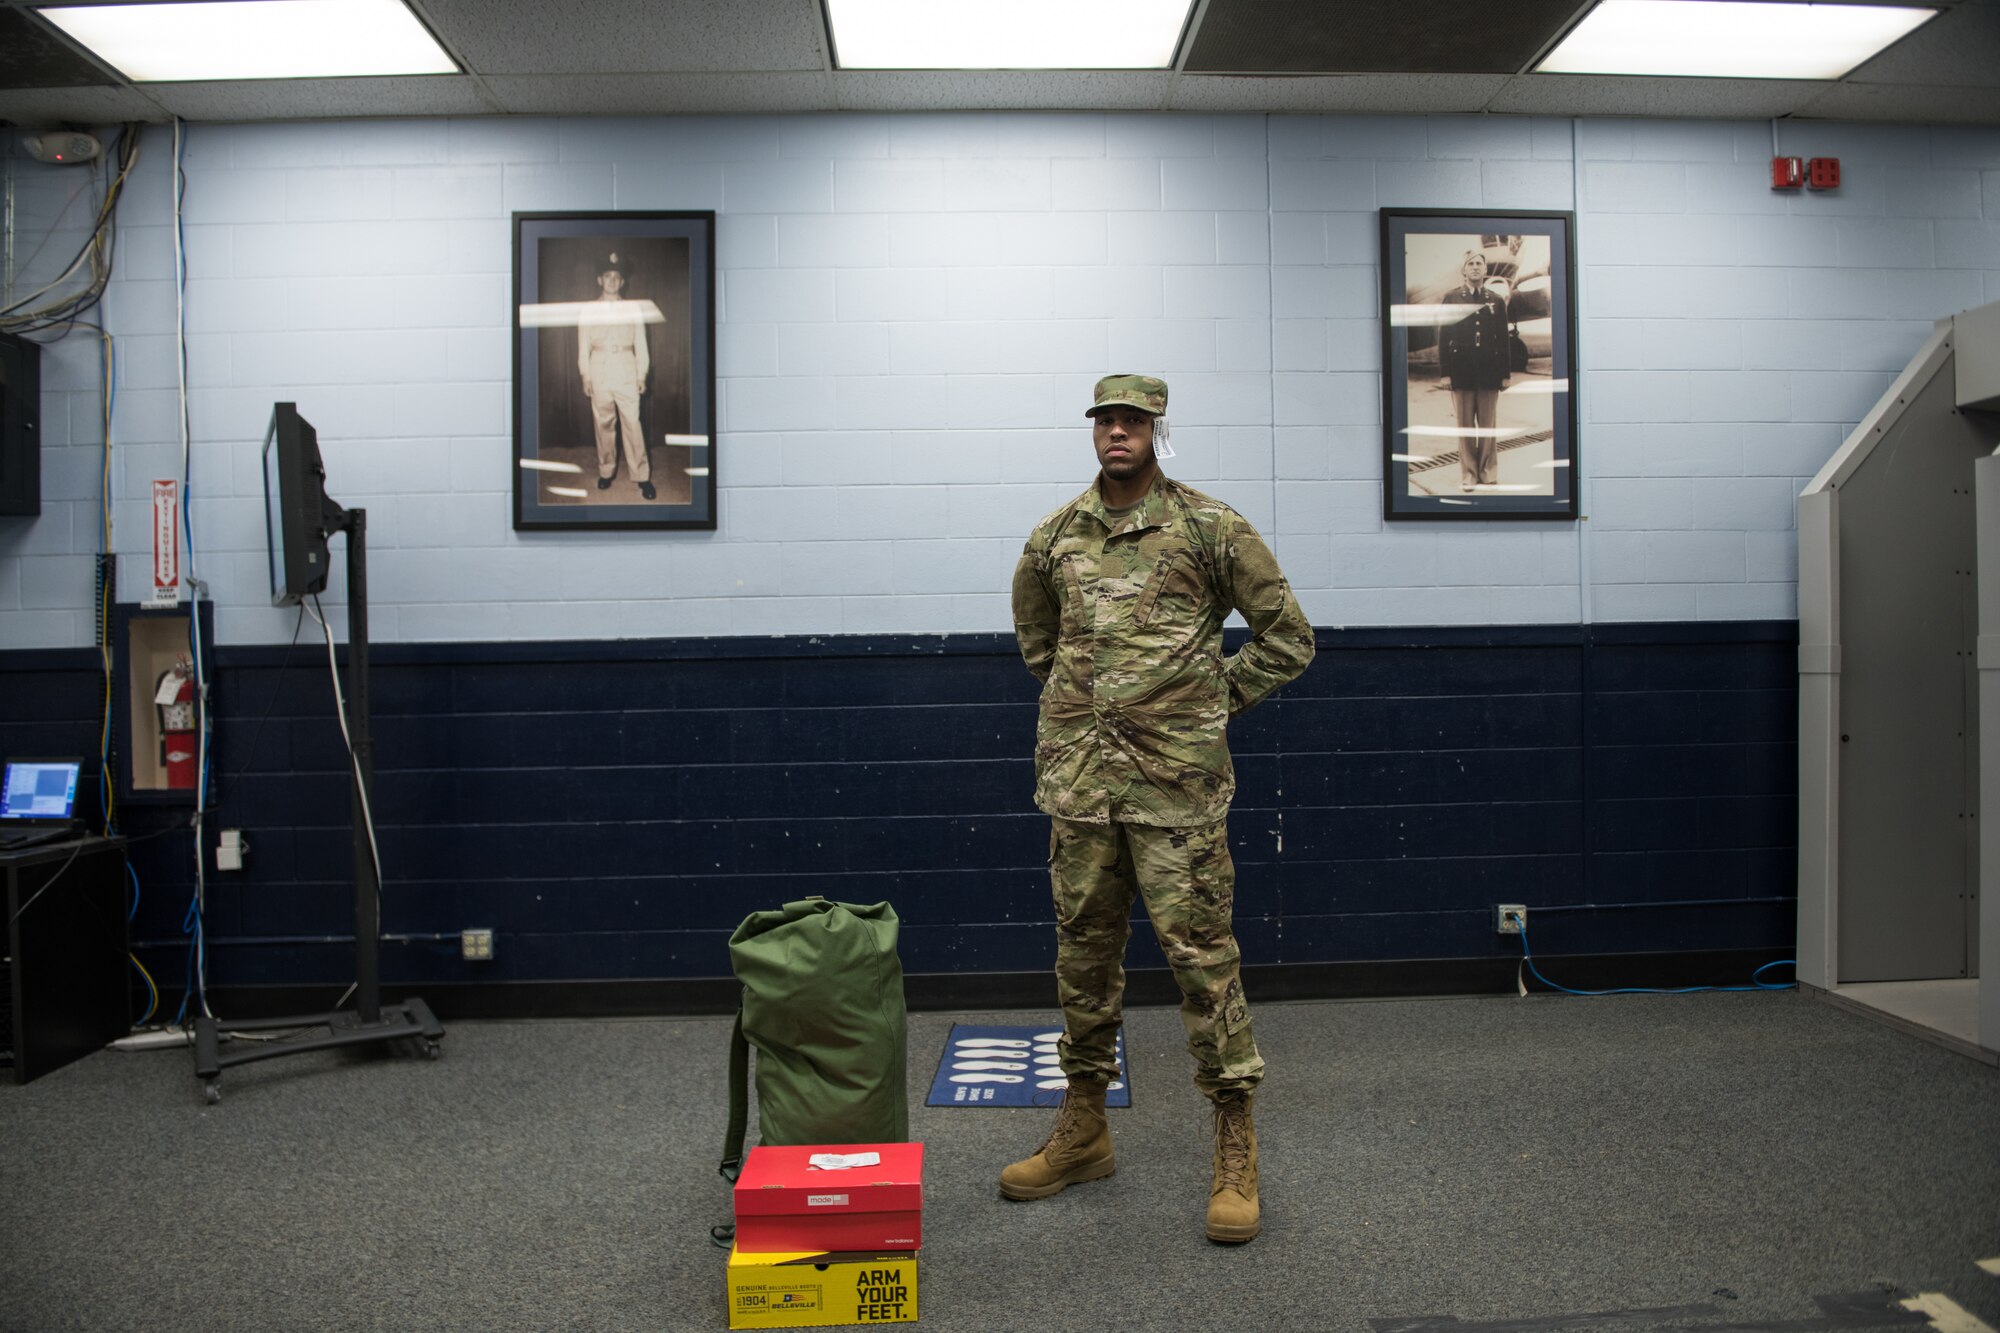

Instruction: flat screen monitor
[262,402,335,607]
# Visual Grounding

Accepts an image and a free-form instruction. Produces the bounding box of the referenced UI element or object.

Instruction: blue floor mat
[925,1023,1131,1108]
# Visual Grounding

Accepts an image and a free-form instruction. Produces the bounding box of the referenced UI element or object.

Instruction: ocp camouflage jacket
[1011,474,1315,827]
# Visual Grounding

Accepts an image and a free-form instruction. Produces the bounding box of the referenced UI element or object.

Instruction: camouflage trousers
[1048,815,1264,1101]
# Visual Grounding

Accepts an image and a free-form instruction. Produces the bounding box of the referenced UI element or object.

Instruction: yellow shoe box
[726,1244,918,1328]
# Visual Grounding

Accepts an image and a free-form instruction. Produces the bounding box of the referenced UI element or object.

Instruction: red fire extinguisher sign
[149,479,181,608]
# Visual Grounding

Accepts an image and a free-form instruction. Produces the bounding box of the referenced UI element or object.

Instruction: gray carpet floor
[2,990,1997,1333]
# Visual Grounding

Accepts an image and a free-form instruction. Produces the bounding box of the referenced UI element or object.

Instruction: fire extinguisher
[157,657,197,791]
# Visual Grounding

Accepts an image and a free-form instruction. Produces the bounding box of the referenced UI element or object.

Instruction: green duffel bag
[719,898,908,1194]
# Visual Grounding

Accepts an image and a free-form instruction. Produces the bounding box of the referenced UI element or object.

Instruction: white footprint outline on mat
[950,1060,1027,1072]
[1036,1078,1125,1091]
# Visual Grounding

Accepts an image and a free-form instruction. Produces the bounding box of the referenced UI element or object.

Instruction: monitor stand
[193,507,443,1102]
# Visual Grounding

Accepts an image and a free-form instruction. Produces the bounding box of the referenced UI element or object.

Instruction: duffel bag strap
[721,1008,749,1181]
[712,1009,751,1249]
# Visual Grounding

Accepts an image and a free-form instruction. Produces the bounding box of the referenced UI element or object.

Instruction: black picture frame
[1379,209,1578,521]
[512,211,717,531]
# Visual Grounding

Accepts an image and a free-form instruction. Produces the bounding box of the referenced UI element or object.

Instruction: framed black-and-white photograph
[513,211,716,531]
[1379,209,1577,521]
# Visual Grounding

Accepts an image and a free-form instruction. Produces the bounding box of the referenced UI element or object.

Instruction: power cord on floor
[1511,915,1795,997]
[6,840,86,928]
[126,860,158,1027]
[116,989,358,1051]
[172,886,204,1028]
[128,953,159,1028]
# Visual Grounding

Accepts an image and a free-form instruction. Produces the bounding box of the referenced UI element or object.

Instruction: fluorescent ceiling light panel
[39,0,457,82]
[827,0,1193,68]
[1536,0,1935,79]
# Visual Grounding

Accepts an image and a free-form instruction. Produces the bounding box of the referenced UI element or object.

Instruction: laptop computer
[0,758,85,851]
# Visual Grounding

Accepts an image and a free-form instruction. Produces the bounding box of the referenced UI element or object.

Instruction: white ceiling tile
[417,0,828,74]
[833,71,1170,112]
[484,72,835,115]
[1487,75,1827,120]
[1841,3,2000,89]
[1169,74,1507,114]
[0,84,169,125]
[144,76,497,121]
[1798,81,2000,125]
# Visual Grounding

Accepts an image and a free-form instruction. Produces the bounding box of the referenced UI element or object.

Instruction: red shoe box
[733,1143,924,1254]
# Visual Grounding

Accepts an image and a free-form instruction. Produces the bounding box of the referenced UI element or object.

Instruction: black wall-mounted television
[0,332,41,517]
[261,402,339,607]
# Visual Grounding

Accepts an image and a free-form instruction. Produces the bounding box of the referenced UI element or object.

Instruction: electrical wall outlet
[461,928,495,961]
[1495,904,1526,935]
[216,829,246,871]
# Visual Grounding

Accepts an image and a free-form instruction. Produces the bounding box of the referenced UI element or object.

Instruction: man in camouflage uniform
[999,374,1315,1243]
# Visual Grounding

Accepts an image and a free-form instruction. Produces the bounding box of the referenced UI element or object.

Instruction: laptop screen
[0,760,81,823]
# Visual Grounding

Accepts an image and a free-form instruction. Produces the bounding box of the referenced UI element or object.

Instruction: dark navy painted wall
[0,622,1796,1002]
[1261,623,1796,973]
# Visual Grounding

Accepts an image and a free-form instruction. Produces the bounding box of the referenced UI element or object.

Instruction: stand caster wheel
[424,1041,441,1060]
[203,1083,221,1104]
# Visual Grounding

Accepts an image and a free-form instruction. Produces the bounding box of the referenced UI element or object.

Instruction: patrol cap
[1085,374,1167,419]
[598,251,630,277]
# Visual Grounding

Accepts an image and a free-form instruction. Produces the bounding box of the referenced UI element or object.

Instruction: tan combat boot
[998,1083,1115,1200]
[1206,1093,1259,1242]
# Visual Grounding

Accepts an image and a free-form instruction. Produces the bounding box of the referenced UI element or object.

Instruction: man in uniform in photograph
[1003,374,1315,1243]
[1436,249,1511,492]
[579,251,655,501]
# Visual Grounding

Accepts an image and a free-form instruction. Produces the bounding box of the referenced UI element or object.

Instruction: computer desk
[2,836,129,1084]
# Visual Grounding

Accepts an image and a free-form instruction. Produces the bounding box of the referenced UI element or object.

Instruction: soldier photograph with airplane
[1379,209,1579,521]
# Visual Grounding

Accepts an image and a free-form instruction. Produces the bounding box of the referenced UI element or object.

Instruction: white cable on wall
[1571,116,1592,628]
[1264,113,1278,556]
[305,596,386,897]
[171,117,213,1017]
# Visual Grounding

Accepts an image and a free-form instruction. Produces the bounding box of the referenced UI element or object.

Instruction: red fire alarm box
[1771,156,1803,190]
[1807,157,1841,190]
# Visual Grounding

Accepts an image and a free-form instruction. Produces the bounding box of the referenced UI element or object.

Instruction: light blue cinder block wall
[5,112,1999,649]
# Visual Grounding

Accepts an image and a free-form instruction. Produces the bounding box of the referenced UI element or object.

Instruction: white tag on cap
[1152,419,1176,460]
[807,1152,880,1170]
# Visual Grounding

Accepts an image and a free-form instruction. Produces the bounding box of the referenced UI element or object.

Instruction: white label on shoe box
[808,1152,880,1171]
[805,1194,849,1207]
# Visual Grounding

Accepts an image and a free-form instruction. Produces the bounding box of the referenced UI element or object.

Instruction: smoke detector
[22,131,102,165]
